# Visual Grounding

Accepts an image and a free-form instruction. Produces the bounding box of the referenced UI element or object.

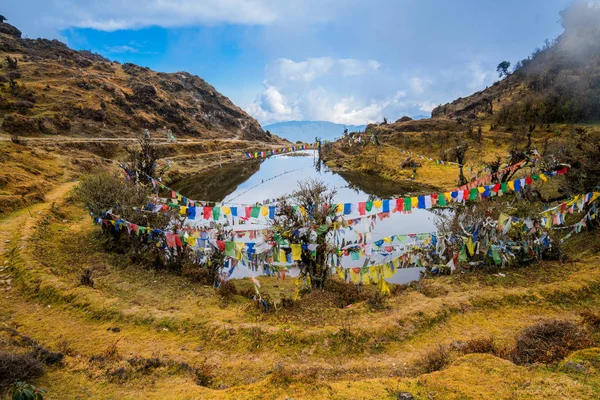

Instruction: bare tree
[125,129,162,182]
[271,179,340,290]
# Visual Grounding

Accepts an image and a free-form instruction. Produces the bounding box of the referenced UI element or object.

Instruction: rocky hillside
[432,1,600,125]
[0,21,272,141]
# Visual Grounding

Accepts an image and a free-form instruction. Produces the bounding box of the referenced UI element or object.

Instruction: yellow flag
[466,237,475,256]
[179,206,187,216]
[383,236,392,243]
[477,186,485,193]
[361,271,371,284]
[508,181,515,191]
[261,206,269,216]
[350,269,360,283]
[374,200,383,209]
[336,204,344,213]
[291,244,302,261]
[411,197,419,208]
[337,267,345,279]
[379,279,391,296]
[383,264,394,278]
[235,242,245,259]
[540,174,547,182]
[222,206,231,215]
[369,266,379,283]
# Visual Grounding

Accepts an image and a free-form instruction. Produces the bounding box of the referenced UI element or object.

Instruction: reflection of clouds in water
[220,151,435,284]
[224,151,436,237]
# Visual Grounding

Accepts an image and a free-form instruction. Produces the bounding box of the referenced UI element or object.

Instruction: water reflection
[172,150,436,284]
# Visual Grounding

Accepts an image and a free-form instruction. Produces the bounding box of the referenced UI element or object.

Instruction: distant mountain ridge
[263,121,366,143]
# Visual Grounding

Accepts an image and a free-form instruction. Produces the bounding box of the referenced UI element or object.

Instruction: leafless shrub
[80,267,94,288]
[0,351,44,388]
[414,344,453,373]
[509,320,593,365]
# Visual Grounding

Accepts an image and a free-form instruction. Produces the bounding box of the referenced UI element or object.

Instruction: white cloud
[418,101,437,112]
[409,76,432,95]
[269,57,381,83]
[246,82,299,123]
[72,0,278,31]
[247,57,390,125]
[246,57,449,125]
[105,45,139,53]
[468,60,494,89]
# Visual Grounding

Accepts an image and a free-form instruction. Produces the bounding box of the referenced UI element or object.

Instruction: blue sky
[3,0,571,125]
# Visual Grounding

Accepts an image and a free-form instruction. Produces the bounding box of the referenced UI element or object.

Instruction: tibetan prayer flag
[203,206,212,220]
[231,207,238,217]
[417,196,426,209]
[358,202,366,215]
[438,193,447,206]
[165,233,177,248]
[404,197,412,212]
[251,207,260,218]
[366,201,373,212]
[212,207,221,220]
[187,206,196,220]
[425,195,432,209]
[396,198,404,212]
[225,241,235,257]
[291,244,302,261]
[261,206,269,217]
[269,206,276,219]
[411,197,418,209]
[514,179,521,192]
[374,200,382,209]
[344,203,352,215]
[382,200,390,213]
[469,188,478,201]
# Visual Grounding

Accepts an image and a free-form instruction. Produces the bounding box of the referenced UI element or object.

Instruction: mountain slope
[431,2,600,124]
[263,120,366,142]
[0,21,272,141]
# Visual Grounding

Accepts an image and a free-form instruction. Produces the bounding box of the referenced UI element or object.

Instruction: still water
[173,150,437,284]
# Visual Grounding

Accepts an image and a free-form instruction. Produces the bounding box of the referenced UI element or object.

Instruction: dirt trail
[0,181,77,256]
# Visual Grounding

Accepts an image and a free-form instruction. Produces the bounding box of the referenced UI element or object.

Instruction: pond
[172,150,437,284]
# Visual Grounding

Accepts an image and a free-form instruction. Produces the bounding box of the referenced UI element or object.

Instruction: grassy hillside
[0,21,271,141]
[432,2,600,125]
[0,184,599,399]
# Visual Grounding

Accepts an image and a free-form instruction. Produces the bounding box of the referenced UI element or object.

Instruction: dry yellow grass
[0,135,599,399]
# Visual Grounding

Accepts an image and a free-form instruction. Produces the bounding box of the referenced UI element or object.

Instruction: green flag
[225,241,235,257]
[438,193,447,206]
[403,197,412,212]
